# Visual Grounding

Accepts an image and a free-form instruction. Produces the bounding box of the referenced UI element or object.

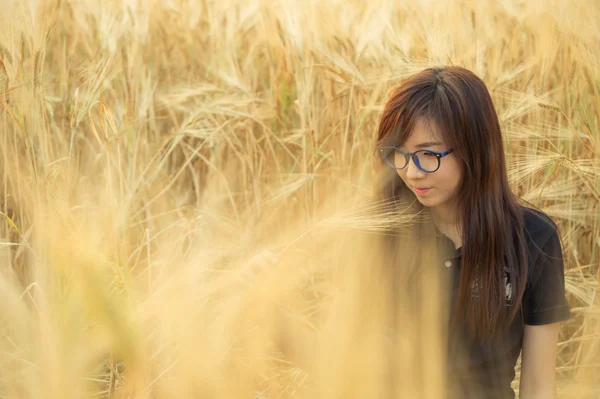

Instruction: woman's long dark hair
[375,66,528,341]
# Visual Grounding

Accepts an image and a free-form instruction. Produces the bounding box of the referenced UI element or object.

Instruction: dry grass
[0,0,598,398]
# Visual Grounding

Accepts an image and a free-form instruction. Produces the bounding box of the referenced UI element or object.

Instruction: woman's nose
[405,156,426,179]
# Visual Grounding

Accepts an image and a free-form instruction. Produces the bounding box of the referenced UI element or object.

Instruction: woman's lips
[413,187,431,195]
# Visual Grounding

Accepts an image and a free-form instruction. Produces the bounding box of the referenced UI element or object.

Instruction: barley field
[0,0,598,398]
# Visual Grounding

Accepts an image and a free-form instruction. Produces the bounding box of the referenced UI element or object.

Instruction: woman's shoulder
[518,207,570,325]
[521,205,557,231]
[519,204,561,255]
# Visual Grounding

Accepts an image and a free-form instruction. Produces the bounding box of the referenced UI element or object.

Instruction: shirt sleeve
[522,228,571,325]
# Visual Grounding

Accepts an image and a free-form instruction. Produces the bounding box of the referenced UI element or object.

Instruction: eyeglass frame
[378,146,454,173]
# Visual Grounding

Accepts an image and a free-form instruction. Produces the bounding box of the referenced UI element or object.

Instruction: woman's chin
[416,197,438,207]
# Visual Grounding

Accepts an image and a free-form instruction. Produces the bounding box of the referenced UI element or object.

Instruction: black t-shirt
[437,206,571,399]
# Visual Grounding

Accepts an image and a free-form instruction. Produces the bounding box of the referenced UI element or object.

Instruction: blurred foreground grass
[0,0,598,397]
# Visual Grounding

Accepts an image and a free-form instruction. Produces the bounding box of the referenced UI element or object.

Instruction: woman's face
[396,118,462,217]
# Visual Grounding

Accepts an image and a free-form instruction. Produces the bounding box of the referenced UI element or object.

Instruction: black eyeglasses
[378,146,454,173]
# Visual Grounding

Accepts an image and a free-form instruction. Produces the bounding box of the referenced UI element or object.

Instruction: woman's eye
[423,151,437,157]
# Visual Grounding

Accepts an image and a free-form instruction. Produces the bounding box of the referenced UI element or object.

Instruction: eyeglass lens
[386,150,439,172]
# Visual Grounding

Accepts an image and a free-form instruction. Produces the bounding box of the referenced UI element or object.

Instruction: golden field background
[0,0,598,397]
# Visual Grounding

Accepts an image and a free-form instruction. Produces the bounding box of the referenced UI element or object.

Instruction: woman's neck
[431,205,462,248]
[431,203,459,227]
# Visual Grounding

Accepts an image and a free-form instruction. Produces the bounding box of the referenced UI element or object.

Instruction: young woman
[375,66,571,398]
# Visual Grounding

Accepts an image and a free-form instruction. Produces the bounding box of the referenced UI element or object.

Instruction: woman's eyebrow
[415,141,444,148]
